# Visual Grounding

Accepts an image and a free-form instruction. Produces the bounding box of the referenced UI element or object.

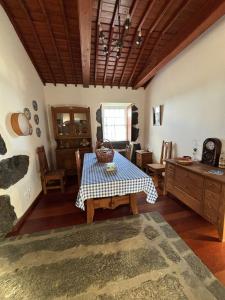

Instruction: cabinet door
[55,112,72,137]
[71,112,90,137]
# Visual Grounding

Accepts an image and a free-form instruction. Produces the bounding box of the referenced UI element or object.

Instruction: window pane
[103,107,127,141]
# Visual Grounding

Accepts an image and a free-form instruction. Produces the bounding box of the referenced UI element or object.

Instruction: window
[102,104,130,141]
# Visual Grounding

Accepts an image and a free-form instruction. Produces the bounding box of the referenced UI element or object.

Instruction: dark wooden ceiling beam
[77,0,92,87]
[0,0,45,84]
[94,0,102,86]
[58,0,77,86]
[18,0,56,85]
[134,1,225,89]
[118,0,157,87]
[103,0,119,86]
[110,0,139,87]
[38,0,67,86]
[126,0,174,87]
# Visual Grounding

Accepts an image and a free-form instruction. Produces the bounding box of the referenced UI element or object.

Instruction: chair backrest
[75,149,81,186]
[160,141,172,164]
[37,146,49,176]
[125,144,131,160]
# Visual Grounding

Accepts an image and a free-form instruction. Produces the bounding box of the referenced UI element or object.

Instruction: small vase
[192,151,198,161]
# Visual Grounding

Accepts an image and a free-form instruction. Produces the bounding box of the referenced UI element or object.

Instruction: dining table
[76,151,158,223]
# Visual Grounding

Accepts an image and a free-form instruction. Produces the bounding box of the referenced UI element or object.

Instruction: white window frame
[102,104,130,142]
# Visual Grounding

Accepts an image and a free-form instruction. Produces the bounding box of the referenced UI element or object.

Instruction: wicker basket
[95,140,114,163]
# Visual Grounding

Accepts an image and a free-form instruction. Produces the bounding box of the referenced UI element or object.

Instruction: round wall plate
[34,114,39,125]
[32,100,38,111]
[36,127,41,137]
[24,108,31,120]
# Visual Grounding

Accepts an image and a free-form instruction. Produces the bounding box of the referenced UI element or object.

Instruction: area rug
[0,212,224,300]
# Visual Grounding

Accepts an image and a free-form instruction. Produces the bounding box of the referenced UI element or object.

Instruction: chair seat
[147,163,165,173]
[45,169,65,180]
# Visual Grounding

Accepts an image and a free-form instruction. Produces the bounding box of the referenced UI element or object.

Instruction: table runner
[76,152,158,210]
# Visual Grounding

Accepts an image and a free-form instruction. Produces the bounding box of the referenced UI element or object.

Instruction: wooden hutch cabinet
[51,106,92,176]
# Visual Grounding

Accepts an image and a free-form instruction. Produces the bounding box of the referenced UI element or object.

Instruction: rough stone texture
[0,212,224,300]
[0,134,7,155]
[96,126,103,141]
[132,111,138,125]
[0,155,29,189]
[0,195,17,235]
[132,105,138,111]
[96,108,102,124]
[131,127,139,141]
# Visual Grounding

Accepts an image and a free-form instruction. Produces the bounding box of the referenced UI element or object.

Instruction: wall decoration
[153,105,162,126]
[0,155,29,189]
[32,100,38,111]
[0,195,17,235]
[0,134,7,155]
[23,107,31,120]
[36,127,41,137]
[11,113,33,136]
[34,114,39,125]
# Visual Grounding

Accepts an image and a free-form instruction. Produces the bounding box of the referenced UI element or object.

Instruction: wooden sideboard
[165,159,225,242]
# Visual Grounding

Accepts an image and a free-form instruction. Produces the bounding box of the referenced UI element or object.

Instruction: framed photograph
[153,105,162,126]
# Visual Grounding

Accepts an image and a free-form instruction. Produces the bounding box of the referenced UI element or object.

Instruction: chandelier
[98,0,143,59]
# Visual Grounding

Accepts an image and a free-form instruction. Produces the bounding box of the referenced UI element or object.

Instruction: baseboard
[7,191,42,237]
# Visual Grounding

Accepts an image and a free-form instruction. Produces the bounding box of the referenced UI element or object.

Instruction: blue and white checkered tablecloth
[76,152,158,210]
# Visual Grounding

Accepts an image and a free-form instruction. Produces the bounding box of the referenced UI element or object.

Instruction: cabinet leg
[60,178,64,193]
[152,175,159,188]
[87,199,95,224]
[217,220,225,242]
[130,194,138,215]
[42,179,47,195]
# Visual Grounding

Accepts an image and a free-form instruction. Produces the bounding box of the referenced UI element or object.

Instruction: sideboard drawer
[175,167,203,201]
[205,179,221,194]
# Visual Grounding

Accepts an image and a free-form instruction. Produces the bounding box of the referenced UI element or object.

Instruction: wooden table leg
[130,194,138,215]
[87,199,94,224]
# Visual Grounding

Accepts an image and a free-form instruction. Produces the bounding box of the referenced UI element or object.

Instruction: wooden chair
[147,141,172,188]
[125,144,131,160]
[37,146,65,194]
[75,149,81,187]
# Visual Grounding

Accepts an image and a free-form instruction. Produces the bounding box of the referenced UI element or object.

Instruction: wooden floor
[10,184,225,286]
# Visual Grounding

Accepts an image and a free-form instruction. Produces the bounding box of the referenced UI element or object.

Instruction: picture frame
[153,105,162,126]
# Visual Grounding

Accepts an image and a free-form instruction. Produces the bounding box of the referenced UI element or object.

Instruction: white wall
[145,16,225,163]
[43,85,146,160]
[0,7,50,218]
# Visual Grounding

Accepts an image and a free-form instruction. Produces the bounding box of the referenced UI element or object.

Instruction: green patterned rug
[0,212,224,299]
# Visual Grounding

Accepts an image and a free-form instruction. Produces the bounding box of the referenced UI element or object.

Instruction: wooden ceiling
[1,0,225,88]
